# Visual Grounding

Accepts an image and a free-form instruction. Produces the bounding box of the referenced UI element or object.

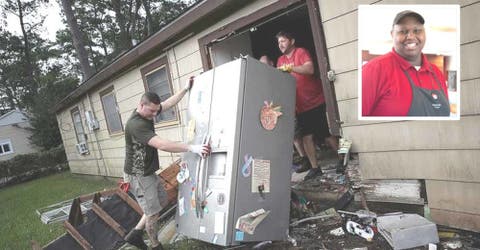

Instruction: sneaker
[124,229,148,250]
[295,157,312,173]
[151,243,164,250]
[304,168,323,181]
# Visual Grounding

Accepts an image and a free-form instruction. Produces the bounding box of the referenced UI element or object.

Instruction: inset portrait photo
[358,5,460,120]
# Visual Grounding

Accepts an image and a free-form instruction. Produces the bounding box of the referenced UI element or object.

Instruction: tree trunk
[129,0,142,44]
[60,0,95,80]
[142,0,155,36]
[111,0,133,53]
[16,0,37,95]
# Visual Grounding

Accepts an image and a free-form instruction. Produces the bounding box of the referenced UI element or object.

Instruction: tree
[0,0,45,107]
[59,0,95,80]
[28,68,78,150]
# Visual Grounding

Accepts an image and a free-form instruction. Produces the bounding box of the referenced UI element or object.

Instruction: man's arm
[148,135,211,156]
[160,88,188,111]
[161,77,194,110]
[292,61,314,75]
[148,135,189,153]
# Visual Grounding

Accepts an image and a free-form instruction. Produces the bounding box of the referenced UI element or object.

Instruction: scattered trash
[329,227,345,236]
[438,231,459,239]
[429,243,438,250]
[287,234,297,247]
[335,188,354,210]
[442,239,463,249]
[377,213,439,249]
[290,212,337,226]
[338,209,377,220]
[252,240,272,249]
[36,198,97,224]
[346,220,374,241]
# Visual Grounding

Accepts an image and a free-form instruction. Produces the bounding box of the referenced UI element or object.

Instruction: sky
[4,0,64,41]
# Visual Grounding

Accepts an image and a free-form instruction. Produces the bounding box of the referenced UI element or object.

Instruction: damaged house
[54,0,480,234]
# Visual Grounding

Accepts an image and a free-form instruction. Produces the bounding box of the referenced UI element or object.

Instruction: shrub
[0,146,68,187]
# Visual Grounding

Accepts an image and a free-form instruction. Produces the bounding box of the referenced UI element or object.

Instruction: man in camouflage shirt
[124,79,210,250]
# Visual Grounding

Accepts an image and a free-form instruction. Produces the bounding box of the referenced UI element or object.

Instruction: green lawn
[0,171,117,250]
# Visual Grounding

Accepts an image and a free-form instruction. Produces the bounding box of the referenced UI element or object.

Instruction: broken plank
[92,203,127,237]
[63,221,92,250]
[115,188,143,215]
[78,188,117,203]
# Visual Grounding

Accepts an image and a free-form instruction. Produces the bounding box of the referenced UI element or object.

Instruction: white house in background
[0,110,40,161]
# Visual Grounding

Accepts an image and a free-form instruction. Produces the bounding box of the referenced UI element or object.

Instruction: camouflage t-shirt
[124,111,159,176]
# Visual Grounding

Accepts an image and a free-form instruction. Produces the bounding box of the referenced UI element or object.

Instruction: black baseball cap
[393,10,425,26]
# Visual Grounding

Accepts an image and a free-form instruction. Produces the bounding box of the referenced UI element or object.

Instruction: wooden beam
[115,189,144,215]
[78,188,117,203]
[92,203,126,237]
[64,221,92,250]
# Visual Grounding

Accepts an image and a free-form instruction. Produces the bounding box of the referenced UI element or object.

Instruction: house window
[100,87,123,134]
[141,57,178,125]
[71,107,86,143]
[0,139,13,156]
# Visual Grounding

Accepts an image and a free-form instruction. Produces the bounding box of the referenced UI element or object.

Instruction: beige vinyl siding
[0,122,39,160]
[320,0,480,231]
[427,180,480,232]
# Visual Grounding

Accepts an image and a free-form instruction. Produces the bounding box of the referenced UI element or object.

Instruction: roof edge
[54,0,244,113]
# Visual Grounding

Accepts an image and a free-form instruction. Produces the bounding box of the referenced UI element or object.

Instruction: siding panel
[323,11,357,48]
[426,180,480,215]
[359,150,480,181]
[344,115,480,152]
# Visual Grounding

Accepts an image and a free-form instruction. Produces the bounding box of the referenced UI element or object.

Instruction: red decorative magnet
[260,101,282,131]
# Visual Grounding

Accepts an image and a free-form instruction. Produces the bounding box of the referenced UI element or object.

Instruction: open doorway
[208,5,317,74]
[199,1,340,135]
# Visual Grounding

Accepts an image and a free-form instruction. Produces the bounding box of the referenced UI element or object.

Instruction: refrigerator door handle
[195,157,202,218]
[195,134,211,218]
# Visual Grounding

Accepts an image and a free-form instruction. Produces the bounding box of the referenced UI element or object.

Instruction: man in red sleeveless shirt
[276,31,340,180]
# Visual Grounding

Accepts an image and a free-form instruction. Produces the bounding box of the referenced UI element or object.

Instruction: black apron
[404,67,450,116]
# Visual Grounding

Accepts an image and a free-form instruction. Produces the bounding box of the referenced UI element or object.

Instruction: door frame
[198,0,341,136]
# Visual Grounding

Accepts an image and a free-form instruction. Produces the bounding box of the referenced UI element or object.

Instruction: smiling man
[362,10,450,117]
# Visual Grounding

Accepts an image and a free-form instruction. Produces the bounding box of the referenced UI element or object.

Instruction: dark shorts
[295,104,331,140]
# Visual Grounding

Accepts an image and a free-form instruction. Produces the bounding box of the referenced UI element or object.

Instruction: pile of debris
[36,150,480,249]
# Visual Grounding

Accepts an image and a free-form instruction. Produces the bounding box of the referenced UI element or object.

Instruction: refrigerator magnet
[241,154,253,177]
[176,163,189,184]
[178,197,185,216]
[260,101,282,131]
[187,119,196,141]
[251,159,271,193]
[235,231,244,241]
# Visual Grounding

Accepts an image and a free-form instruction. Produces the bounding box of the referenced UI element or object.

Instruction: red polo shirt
[362,49,448,116]
[277,48,325,114]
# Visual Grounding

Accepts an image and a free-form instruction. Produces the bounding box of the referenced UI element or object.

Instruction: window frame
[100,86,124,135]
[140,57,179,127]
[0,139,14,156]
[70,107,86,143]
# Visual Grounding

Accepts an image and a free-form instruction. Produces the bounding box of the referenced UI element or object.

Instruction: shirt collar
[390,48,433,73]
[285,47,297,59]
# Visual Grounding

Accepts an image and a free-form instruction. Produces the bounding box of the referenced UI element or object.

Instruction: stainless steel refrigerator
[176,56,296,246]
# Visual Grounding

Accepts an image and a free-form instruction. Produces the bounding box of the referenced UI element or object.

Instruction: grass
[0,171,117,250]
